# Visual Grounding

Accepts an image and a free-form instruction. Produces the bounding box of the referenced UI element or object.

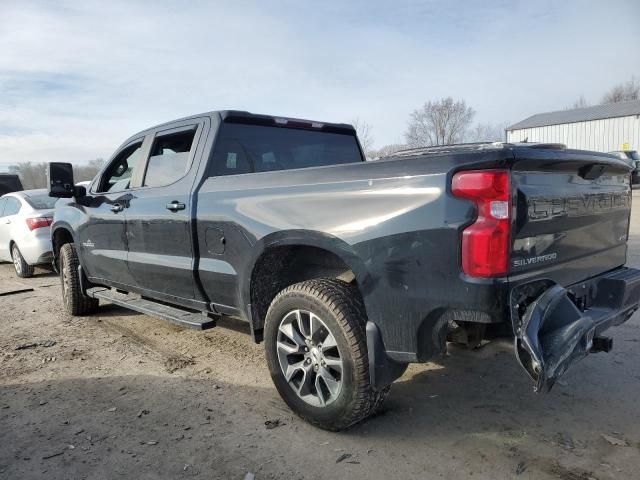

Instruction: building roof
[507,99,640,131]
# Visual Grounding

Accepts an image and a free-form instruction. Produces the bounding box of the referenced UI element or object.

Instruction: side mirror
[48,162,78,198]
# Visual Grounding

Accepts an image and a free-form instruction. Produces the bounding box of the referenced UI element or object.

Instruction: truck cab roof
[140,110,356,137]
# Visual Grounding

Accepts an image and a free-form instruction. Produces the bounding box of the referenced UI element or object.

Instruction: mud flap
[366,322,408,390]
[512,284,598,392]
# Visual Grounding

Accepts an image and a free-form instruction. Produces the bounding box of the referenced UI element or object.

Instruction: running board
[87,287,216,330]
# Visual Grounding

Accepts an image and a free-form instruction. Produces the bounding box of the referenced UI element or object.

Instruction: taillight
[25,217,53,231]
[451,170,511,277]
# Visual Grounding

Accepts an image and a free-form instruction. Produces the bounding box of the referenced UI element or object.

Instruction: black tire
[11,244,34,278]
[59,243,98,316]
[264,278,389,431]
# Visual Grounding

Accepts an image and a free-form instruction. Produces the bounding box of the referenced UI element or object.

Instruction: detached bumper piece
[511,268,640,392]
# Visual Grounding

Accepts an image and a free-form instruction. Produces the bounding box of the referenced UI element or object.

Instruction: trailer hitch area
[512,268,640,392]
[511,282,601,393]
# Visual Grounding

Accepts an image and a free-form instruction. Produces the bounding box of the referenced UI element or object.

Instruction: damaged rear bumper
[511,267,640,392]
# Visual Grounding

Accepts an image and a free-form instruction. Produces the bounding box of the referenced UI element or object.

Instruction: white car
[0,189,57,277]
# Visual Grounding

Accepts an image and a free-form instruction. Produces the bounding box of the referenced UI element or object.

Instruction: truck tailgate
[510,147,632,286]
[507,146,637,392]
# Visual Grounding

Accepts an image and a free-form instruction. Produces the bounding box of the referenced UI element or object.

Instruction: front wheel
[12,244,34,278]
[59,243,98,316]
[264,279,389,431]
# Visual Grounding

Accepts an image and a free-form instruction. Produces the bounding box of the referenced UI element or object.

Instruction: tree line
[8,158,105,190]
[569,75,639,109]
[357,75,639,159]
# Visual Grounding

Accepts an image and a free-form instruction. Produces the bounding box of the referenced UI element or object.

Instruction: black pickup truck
[0,174,23,195]
[47,111,640,430]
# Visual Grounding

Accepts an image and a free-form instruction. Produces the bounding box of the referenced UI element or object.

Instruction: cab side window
[0,198,7,217]
[3,197,21,216]
[98,142,143,193]
[143,129,196,188]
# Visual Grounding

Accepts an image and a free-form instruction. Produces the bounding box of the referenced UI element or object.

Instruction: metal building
[506,99,640,152]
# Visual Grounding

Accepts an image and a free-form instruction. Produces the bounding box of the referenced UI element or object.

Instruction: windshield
[25,193,57,209]
[626,151,639,161]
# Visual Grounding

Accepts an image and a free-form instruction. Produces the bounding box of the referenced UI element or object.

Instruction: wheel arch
[51,224,76,270]
[8,238,23,257]
[242,230,373,342]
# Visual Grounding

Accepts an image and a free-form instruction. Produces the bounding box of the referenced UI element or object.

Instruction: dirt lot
[1,192,640,480]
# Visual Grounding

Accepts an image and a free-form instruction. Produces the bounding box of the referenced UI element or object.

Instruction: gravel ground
[1,190,639,479]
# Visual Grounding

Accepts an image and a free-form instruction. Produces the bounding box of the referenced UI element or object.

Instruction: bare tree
[367,143,406,159]
[9,162,47,189]
[466,122,506,143]
[405,97,475,147]
[567,94,588,110]
[75,158,105,182]
[601,76,639,104]
[9,158,105,189]
[351,117,374,155]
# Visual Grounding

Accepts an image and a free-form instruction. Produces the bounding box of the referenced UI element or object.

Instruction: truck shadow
[95,303,144,318]
[32,267,57,277]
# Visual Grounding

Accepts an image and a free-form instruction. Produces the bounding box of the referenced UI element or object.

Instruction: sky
[1,0,639,169]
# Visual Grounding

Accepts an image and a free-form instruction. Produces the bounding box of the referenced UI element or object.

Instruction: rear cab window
[211,123,363,176]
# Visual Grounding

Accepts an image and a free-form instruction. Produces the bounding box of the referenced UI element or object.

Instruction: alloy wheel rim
[12,246,21,275]
[276,309,343,407]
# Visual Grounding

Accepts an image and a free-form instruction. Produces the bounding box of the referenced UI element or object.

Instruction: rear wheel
[11,244,34,278]
[264,279,389,431]
[59,243,98,316]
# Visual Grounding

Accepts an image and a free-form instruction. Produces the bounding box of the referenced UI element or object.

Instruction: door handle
[166,201,186,212]
[110,203,124,213]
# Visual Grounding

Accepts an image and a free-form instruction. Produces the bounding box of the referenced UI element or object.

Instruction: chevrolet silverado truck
[47,111,640,431]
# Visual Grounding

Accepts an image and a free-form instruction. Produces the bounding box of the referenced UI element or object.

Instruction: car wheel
[11,244,34,278]
[264,278,389,431]
[59,243,99,316]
